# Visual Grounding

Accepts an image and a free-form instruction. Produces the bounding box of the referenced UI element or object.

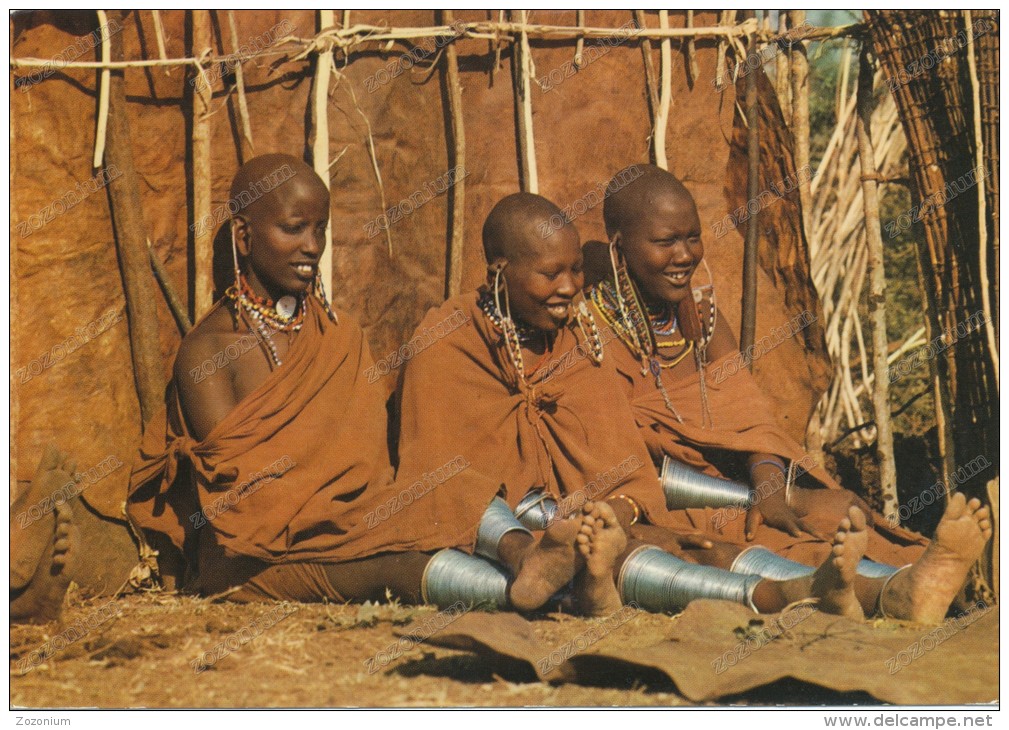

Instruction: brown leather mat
[420,600,998,704]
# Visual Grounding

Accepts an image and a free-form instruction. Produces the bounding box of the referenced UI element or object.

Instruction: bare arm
[173,330,242,442]
[709,309,825,539]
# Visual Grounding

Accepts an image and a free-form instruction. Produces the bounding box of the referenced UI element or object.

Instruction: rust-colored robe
[127,298,472,601]
[389,290,669,547]
[589,297,927,568]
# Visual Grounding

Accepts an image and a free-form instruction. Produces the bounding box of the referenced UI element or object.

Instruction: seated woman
[585,164,992,624]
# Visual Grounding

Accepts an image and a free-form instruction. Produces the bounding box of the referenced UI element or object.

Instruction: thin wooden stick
[151,10,169,75]
[442,9,466,298]
[789,10,811,240]
[11,18,863,72]
[685,10,699,86]
[312,10,334,292]
[653,9,672,170]
[965,10,999,393]
[856,45,898,520]
[633,10,659,160]
[835,42,850,126]
[491,9,505,86]
[513,9,538,193]
[192,10,214,319]
[227,10,255,158]
[106,10,163,424]
[714,10,737,90]
[147,239,192,335]
[333,67,393,255]
[774,11,790,112]
[92,10,111,169]
[574,10,585,69]
[10,74,19,492]
[740,27,759,357]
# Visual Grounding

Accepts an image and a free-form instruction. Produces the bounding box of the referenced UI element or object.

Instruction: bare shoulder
[173,305,240,384]
[172,303,246,440]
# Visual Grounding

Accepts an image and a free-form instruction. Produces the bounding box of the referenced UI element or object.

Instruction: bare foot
[509,514,584,612]
[574,501,627,616]
[881,493,992,624]
[10,448,80,623]
[778,506,868,620]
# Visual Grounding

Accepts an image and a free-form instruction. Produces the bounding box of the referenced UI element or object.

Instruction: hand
[788,486,875,529]
[745,485,827,541]
[629,523,714,557]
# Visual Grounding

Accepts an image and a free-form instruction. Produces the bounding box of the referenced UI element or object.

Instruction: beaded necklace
[591,276,716,426]
[226,274,305,367]
[478,289,542,346]
[479,287,553,387]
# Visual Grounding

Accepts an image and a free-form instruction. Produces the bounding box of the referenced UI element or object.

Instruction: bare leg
[753,506,868,619]
[10,448,79,623]
[574,501,627,616]
[876,493,992,624]
[323,552,433,604]
[320,513,588,613]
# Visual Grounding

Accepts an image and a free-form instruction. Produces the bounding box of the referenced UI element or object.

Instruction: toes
[973,505,990,521]
[848,506,867,530]
[834,530,847,545]
[837,517,851,533]
[945,492,967,519]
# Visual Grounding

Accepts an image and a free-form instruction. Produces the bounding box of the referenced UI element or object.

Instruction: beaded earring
[575,300,605,364]
[313,268,338,324]
[492,266,527,386]
[689,258,716,428]
[608,237,654,365]
[227,222,243,299]
[604,236,684,423]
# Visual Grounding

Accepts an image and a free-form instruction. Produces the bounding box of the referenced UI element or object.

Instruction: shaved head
[229,153,328,221]
[603,164,697,238]
[482,192,570,264]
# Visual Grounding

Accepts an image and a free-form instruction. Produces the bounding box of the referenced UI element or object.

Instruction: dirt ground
[10,589,998,709]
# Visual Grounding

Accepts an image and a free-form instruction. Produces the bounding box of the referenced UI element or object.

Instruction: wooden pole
[774,11,790,112]
[513,9,538,193]
[685,10,699,86]
[964,10,999,394]
[92,10,111,169]
[10,73,19,494]
[311,10,335,294]
[855,46,898,520]
[227,10,255,160]
[151,10,169,65]
[147,239,192,335]
[740,28,759,358]
[441,9,466,299]
[192,10,214,320]
[574,10,585,69]
[106,9,163,425]
[653,9,672,170]
[633,10,659,166]
[789,10,811,240]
